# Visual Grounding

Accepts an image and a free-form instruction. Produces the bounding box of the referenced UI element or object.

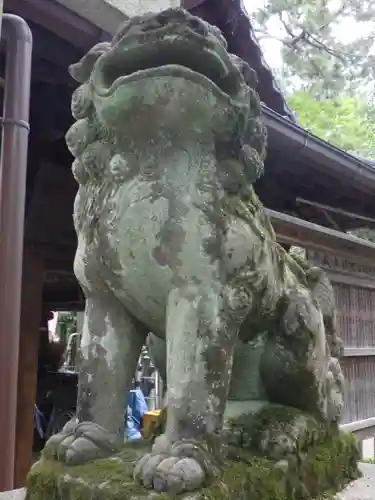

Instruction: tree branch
[255,10,352,66]
[305,33,348,61]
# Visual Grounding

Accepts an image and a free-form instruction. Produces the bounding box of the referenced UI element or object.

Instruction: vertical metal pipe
[0,14,32,492]
[0,1,4,41]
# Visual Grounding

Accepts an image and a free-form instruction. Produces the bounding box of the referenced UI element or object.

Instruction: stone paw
[134,436,219,494]
[43,420,122,465]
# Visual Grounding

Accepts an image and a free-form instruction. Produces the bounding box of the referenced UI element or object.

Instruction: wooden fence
[267,209,375,445]
[307,250,375,424]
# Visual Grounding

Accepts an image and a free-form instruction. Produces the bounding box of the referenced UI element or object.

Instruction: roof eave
[262,105,375,194]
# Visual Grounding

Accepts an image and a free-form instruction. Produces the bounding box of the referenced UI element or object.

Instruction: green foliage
[245,0,375,161]
[353,228,375,242]
[56,312,77,343]
[287,92,375,158]
[249,0,375,95]
[351,227,375,243]
[252,2,375,239]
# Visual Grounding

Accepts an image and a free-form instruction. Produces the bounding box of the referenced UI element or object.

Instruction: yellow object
[141,410,163,439]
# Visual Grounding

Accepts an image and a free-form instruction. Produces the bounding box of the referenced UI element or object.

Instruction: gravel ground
[335,463,375,500]
[0,489,25,500]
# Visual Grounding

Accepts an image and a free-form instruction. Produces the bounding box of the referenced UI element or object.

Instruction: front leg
[135,283,250,493]
[44,290,147,464]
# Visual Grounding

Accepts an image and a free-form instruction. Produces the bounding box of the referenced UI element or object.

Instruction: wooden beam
[183,0,208,8]
[341,418,375,442]
[31,60,76,86]
[45,301,84,312]
[33,209,375,309]
[7,0,106,50]
[296,197,375,226]
[22,20,82,69]
[0,51,74,86]
[344,348,375,357]
[14,248,44,488]
[267,209,375,263]
[322,271,375,291]
[1,19,81,70]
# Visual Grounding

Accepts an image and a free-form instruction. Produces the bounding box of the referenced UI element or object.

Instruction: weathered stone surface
[27,427,360,500]
[34,7,353,496]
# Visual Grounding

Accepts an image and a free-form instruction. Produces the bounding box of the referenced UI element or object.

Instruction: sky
[49,312,58,335]
[242,0,372,72]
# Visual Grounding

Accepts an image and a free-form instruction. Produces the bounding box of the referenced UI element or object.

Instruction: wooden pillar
[13,247,44,488]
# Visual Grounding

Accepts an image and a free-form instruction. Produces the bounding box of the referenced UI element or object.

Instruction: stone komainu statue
[45,8,345,494]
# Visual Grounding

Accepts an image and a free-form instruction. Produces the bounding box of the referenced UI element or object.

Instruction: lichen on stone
[27,431,360,500]
[40,5,351,496]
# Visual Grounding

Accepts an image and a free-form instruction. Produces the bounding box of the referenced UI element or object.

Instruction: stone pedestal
[26,428,360,500]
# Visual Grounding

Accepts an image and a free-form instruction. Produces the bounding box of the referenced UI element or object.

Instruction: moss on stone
[26,426,360,500]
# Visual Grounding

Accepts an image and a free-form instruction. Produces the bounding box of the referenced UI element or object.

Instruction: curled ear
[69,42,111,83]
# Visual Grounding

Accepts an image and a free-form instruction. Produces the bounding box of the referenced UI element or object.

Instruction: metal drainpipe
[0,2,3,40]
[0,14,32,492]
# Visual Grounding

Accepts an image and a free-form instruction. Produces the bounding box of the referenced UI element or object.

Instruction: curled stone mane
[65,9,267,217]
[66,43,114,187]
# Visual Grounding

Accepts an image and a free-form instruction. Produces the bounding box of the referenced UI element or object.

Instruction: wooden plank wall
[307,249,375,424]
[265,210,375,426]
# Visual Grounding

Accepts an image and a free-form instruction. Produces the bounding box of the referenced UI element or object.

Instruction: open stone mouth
[96,39,240,97]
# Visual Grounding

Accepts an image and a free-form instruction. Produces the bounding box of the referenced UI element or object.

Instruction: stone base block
[26,429,360,500]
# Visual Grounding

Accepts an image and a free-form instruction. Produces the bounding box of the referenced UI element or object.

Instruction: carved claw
[43,420,122,465]
[42,418,78,459]
[134,435,219,493]
[134,451,205,493]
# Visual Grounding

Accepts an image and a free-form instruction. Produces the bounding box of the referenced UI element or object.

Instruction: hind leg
[135,282,251,493]
[44,290,147,464]
[260,286,343,419]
